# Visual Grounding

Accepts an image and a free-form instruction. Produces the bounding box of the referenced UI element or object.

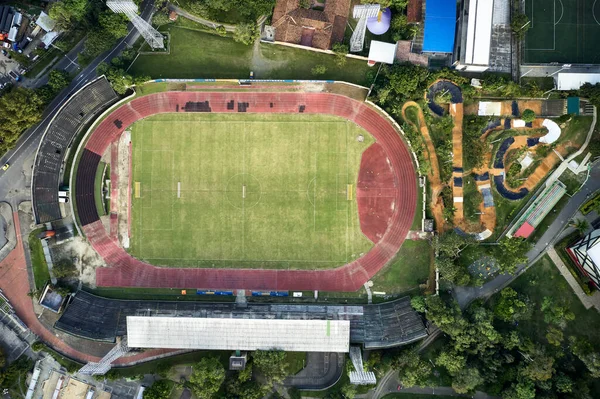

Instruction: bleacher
[32,77,118,224]
[56,291,427,348]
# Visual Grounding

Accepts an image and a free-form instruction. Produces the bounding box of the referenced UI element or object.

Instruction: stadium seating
[33,77,118,224]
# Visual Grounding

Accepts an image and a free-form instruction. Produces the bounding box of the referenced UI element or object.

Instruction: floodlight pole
[107,0,164,49]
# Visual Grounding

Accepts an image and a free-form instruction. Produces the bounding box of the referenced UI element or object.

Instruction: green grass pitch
[524,0,600,64]
[129,113,375,270]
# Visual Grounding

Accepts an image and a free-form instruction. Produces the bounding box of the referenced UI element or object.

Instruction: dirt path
[401,102,446,231]
[450,103,464,224]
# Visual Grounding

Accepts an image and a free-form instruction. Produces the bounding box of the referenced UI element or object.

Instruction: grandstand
[74,91,417,292]
[32,77,118,224]
[55,291,428,349]
[509,181,567,238]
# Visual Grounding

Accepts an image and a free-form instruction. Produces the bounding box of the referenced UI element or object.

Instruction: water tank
[367,8,391,35]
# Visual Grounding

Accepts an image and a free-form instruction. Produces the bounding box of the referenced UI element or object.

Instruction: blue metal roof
[422,0,457,53]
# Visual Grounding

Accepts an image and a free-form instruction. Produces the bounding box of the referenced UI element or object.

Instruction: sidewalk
[547,247,600,312]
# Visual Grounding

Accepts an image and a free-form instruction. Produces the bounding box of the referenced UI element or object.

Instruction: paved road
[454,161,600,308]
[0,0,155,211]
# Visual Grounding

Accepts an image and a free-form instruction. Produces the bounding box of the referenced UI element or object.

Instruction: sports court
[129,113,374,270]
[524,0,600,64]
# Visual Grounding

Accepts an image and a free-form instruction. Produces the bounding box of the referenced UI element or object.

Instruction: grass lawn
[404,105,421,127]
[130,113,374,269]
[286,352,306,375]
[370,240,432,294]
[490,184,535,237]
[130,26,372,85]
[556,116,594,155]
[113,351,230,378]
[411,183,423,231]
[28,229,50,290]
[558,169,585,195]
[507,255,600,346]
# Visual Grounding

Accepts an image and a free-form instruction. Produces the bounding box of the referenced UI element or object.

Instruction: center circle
[225,173,261,209]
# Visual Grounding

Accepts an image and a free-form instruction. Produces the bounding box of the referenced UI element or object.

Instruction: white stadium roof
[464,0,494,66]
[557,73,600,90]
[126,316,350,352]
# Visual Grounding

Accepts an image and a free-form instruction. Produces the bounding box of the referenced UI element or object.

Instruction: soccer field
[129,113,375,269]
[524,0,600,64]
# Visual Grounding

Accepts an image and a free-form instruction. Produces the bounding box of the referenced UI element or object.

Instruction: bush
[31,342,45,352]
[311,65,327,75]
[215,25,227,36]
[233,23,259,45]
[522,109,536,123]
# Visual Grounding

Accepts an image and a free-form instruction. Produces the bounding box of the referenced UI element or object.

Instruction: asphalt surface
[0,0,155,210]
[454,161,600,308]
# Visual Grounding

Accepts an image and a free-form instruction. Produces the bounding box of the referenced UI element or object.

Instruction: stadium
[28,77,426,377]
[62,79,418,292]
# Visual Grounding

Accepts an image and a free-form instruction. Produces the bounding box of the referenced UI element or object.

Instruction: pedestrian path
[547,247,600,312]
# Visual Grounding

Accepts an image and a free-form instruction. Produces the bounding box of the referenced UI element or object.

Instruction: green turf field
[129,113,374,269]
[524,0,600,64]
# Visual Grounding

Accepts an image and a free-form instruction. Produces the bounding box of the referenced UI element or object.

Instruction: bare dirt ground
[464,100,544,116]
[117,130,131,248]
[401,101,446,231]
[450,103,464,224]
[52,236,105,287]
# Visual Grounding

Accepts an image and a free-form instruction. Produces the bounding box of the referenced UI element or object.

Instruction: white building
[557,73,600,90]
[568,229,600,288]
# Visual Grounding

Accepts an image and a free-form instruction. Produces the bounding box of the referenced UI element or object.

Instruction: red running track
[81,92,417,291]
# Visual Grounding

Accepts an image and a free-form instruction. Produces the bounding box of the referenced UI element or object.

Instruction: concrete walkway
[547,248,600,311]
[167,4,237,32]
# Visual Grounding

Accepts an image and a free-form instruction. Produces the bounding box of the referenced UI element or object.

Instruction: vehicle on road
[2,163,9,171]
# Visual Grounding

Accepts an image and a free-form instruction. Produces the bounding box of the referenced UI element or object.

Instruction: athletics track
[76,92,417,291]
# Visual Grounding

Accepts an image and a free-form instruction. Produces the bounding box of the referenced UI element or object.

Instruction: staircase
[78,337,130,375]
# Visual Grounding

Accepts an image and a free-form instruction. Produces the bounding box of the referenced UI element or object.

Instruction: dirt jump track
[75,92,417,291]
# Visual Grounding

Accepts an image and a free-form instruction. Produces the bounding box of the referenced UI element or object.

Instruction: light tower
[349,4,380,53]
[107,0,164,49]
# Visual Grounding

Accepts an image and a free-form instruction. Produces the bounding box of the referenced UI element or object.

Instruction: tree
[436,349,466,375]
[252,350,288,387]
[47,70,71,93]
[331,43,348,67]
[0,87,44,153]
[554,373,573,393]
[152,12,172,27]
[215,25,227,37]
[541,297,574,329]
[495,237,531,274]
[311,65,327,75]
[340,382,357,399]
[570,218,590,234]
[188,356,226,399]
[521,109,536,123]
[99,11,129,39]
[48,0,88,30]
[410,296,426,313]
[503,379,536,399]
[233,23,259,45]
[452,367,483,394]
[435,232,473,259]
[392,350,432,387]
[521,348,555,382]
[493,287,532,322]
[53,259,77,279]
[569,337,600,378]
[436,256,471,286]
[546,326,564,347]
[144,380,172,399]
[390,14,419,41]
[376,64,430,104]
[511,13,531,40]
